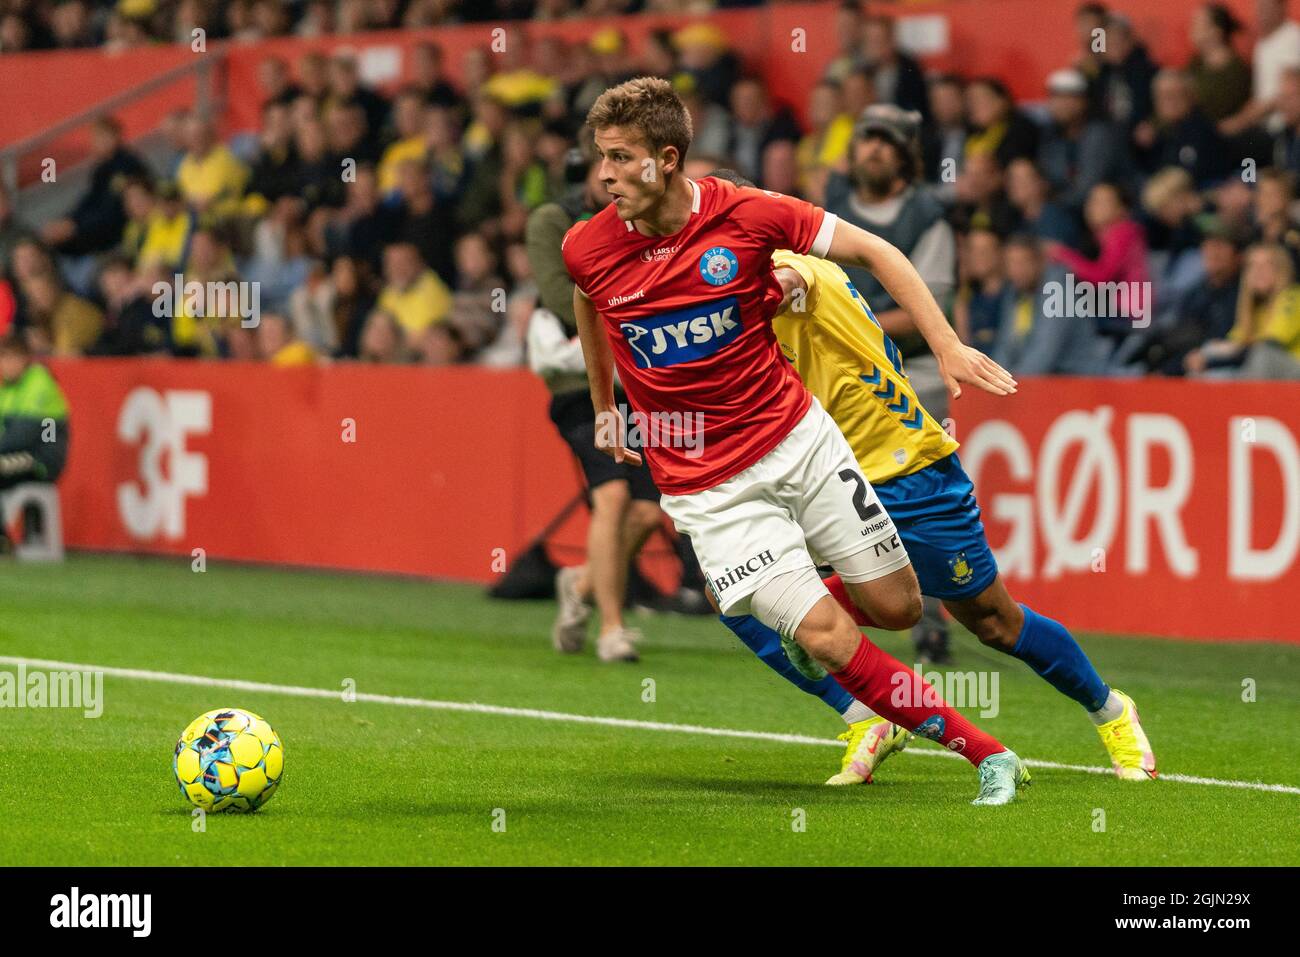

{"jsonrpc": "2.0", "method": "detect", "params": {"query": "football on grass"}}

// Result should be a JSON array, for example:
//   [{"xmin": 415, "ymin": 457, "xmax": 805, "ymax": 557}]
[{"xmin": 173, "ymin": 708, "xmax": 284, "ymax": 812}]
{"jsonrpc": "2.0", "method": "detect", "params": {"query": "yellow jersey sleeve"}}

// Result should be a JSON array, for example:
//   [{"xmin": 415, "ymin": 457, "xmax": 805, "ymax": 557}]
[
  {"xmin": 770, "ymin": 250, "xmax": 959, "ymax": 484},
  {"xmin": 772, "ymin": 252, "xmax": 821, "ymax": 315}
]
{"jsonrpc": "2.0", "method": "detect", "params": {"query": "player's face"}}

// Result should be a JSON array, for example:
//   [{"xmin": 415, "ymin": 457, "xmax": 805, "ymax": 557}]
[
  {"xmin": 584, "ymin": 160, "xmax": 612, "ymax": 211},
  {"xmin": 594, "ymin": 127, "xmax": 666, "ymax": 222}
]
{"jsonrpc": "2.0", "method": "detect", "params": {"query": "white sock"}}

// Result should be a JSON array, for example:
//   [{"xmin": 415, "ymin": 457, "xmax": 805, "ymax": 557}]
[
  {"xmin": 842, "ymin": 700, "xmax": 875, "ymax": 725},
  {"xmin": 1088, "ymin": 690, "xmax": 1125, "ymax": 725}
]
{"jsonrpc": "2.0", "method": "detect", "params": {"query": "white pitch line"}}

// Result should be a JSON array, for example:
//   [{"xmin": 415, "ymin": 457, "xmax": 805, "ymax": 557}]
[{"xmin": 3, "ymin": 655, "xmax": 1298, "ymax": 797}]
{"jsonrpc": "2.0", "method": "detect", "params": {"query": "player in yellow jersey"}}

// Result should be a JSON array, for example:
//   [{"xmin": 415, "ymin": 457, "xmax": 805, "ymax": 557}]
[{"xmin": 706, "ymin": 169, "xmax": 1157, "ymax": 787}]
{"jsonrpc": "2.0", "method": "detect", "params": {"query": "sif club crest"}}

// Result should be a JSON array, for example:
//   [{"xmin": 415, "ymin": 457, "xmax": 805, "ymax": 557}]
[{"xmin": 699, "ymin": 246, "xmax": 738, "ymax": 286}]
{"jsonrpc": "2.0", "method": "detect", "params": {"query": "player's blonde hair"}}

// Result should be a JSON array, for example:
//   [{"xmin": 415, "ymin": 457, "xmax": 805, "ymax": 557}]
[{"xmin": 585, "ymin": 76, "xmax": 693, "ymax": 162}]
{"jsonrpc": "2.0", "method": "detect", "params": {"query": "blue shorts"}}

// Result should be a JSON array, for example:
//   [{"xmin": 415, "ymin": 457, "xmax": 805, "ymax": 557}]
[{"xmin": 873, "ymin": 453, "xmax": 999, "ymax": 602}]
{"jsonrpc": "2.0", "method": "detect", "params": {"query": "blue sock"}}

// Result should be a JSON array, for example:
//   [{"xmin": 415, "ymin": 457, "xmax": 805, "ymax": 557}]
[
  {"xmin": 1010, "ymin": 604, "xmax": 1110, "ymax": 712},
  {"xmin": 720, "ymin": 614, "xmax": 854, "ymax": 717}
]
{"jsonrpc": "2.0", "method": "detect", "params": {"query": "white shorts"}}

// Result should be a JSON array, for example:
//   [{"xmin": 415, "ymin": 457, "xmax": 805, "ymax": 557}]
[{"xmin": 660, "ymin": 397, "xmax": 910, "ymax": 617}]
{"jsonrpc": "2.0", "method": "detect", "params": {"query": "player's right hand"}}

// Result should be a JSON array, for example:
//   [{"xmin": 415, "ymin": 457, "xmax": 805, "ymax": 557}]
[
  {"xmin": 594, "ymin": 405, "xmax": 643, "ymax": 466},
  {"xmin": 938, "ymin": 343, "xmax": 1018, "ymax": 398}
]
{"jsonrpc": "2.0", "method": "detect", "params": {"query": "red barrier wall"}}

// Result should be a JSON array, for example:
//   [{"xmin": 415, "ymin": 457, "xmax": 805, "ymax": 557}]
[
  {"xmin": 953, "ymin": 378, "xmax": 1300, "ymax": 643},
  {"xmin": 44, "ymin": 358, "xmax": 590, "ymax": 581},
  {"xmin": 0, "ymin": 45, "xmax": 200, "ymax": 174},
  {"xmin": 40, "ymin": 360, "xmax": 1300, "ymax": 644}
]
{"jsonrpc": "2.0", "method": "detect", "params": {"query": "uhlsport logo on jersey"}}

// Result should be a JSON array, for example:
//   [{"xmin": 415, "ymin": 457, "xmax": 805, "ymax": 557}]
[
  {"xmin": 699, "ymin": 246, "xmax": 739, "ymax": 285},
  {"xmin": 619, "ymin": 296, "xmax": 741, "ymax": 369}
]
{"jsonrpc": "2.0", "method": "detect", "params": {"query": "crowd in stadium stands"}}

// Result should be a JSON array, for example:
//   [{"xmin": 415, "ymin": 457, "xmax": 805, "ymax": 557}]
[
  {"xmin": 0, "ymin": 0, "xmax": 732, "ymax": 54},
  {"xmin": 2, "ymin": 0, "xmax": 1300, "ymax": 379}
]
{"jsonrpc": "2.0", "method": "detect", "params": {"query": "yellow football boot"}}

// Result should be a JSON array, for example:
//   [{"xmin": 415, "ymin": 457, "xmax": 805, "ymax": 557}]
[
  {"xmin": 1096, "ymin": 690, "xmax": 1157, "ymax": 780},
  {"xmin": 825, "ymin": 716, "xmax": 911, "ymax": 785}
]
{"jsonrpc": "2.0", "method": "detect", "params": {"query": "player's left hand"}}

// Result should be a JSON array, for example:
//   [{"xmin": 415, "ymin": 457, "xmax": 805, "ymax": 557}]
[
  {"xmin": 594, "ymin": 404, "xmax": 644, "ymax": 466},
  {"xmin": 773, "ymin": 266, "xmax": 807, "ymax": 314},
  {"xmin": 938, "ymin": 344, "xmax": 1018, "ymax": 398}
]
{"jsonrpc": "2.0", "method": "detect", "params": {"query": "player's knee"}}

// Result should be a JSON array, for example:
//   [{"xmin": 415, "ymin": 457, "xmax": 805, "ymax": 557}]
[
  {"xmin": 955, "ymin": 593, "xmax": 1023, "ymax": 650},
  {"xmin": 975, "ymin": 626, "xmax": 1016, "ymax": 651},
  {"xmin": 589, "ymin": 479, "xmax": 630, "ymax": 516},
  {"xmin": 837, "ymin": 556, "xmax": 921, "ymax": 632},
  {"xmin": 795, "ymin": 613, "xmax": 860, "ymax": 672},
  {"xmin": 749, "ymin": 564, "xmax": 835, "ymax": 648},
  {"xmin": 969, "ymin": 607, "xmax": 1021, "ymax": 650},
  {"xmin": 876, "ymin": 597, "xmax": 921, "ymax": 631},
  {"xmin": 627, "ymin": 500, "xmax": 662, "ymax": 535},
  {"xmin": 746, "ymin": 569, "xmax": 861, "ymax": 672},
  {"xmin": 872, "ymin": 578, "xmax": 922, "ymax": 631}
]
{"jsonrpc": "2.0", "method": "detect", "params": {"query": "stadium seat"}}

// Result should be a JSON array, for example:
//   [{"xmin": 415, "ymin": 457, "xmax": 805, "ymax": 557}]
[{"xmin": 1, "ymin": 482, "xmax": 64, "ymax": 562}]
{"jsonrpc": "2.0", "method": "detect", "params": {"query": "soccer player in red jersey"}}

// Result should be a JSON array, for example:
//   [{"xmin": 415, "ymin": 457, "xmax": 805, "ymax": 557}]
[{"xmin": 563, "ymin": 78, "xmax": 1026, "ymax": 804}]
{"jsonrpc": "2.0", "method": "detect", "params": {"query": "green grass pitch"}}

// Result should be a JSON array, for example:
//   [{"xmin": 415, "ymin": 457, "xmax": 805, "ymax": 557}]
[{"xmin": 1, "ymin": 555, "xmax": 1297, "ymax": 866}]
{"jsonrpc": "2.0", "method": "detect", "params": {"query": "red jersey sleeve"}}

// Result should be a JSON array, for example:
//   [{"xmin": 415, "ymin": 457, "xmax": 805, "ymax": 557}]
[{"xmin": 733, "ymin": 188, "xmax": 839, "ymax": 258}]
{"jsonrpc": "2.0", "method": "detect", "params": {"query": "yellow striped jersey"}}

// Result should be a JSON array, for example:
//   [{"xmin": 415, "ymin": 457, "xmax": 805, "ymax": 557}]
[{"xmin": 770, "ymin": 250, "xmax": 959, "ymax": 484}]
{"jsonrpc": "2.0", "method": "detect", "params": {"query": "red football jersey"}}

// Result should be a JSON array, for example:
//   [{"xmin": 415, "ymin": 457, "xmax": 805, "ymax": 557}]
[{"xmin": 562, "ymin": 176, "xmax": 839, "ymax": 494}]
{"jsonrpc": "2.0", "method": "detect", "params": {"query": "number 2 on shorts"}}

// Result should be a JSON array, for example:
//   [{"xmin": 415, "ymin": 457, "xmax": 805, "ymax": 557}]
[{"xmin": 838, "ymin": 469, "xmax": 882, "ymax": 522}]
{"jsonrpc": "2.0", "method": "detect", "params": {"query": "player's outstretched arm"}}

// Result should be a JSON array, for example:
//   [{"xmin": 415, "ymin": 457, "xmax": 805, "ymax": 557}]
[
  {"xmin": 825, "ymin": 219, "xmax": 1018, "ymax": 398},
  {"xmin": 574, "ymin": 286, "xmax": 642, "ymax": 466}
]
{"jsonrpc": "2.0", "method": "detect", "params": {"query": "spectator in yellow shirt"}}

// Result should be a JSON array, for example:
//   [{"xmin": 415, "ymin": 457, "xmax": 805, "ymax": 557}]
[
  {"xmin": 258, "ymin": 313, "xmax": 318, "ymax": 367},
  {"xmin": 121, "ymin": 177, "xmax": 157, "ymax": 263},
  {"xmin": 127, "ymin": 179, "xmax": 194, "ymax": 270},
  {"xmin": 170, "ymin": 229, "xmax": 242, "ymax": 358},
  {"xmin": 481, "ymin": 25, "xmax": 558, "ymax": 113},
  {"xmin": 20, "ymin": 272, "xmax": 103, "ymax": 357},
  {"xmin": 176, "ymin": 115, "xmax": 248, "ymax": 221},
  {"xmin": 796, "ymin": 81, "xmax": 854, "ymax": 205},
  {"xmin": 1188, "ymin": 243, "xmax": 1300, "ymax": 379},
  {"xmin": 377, "ymin": 242, "xmax": 453, "ymax": 348},
  {"xmin": 377, "ymin": 89, "xmax": 430, "ymax": 194}
]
